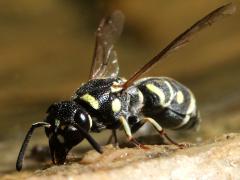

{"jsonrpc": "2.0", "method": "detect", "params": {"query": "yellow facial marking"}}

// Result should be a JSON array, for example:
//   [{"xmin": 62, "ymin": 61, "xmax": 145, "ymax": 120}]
[
  {"xmin": 146, "ymin": 83, "xmax": 165, "ymax": 105},
  {"xmin": 80, "ymin": 93, "xmax": 99, "ymax": 110},
  {"xmin": 112, "ymin": 98, "xmax": 121, "ymax": 113},
  {"xmin": 55, "ymin": 119, "xmax": 60, "ymax": 127},
  {"xmin": 176, "ymin": 91, "xmax": 184, "ymax": 104}
]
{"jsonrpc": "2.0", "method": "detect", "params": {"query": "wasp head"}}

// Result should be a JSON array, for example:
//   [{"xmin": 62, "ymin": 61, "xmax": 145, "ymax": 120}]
[
  {"xmin": 16, "ymin": 100, "xmax": 101, "ymax": 171},
  {"xmin": 45, "ymin": 101, "xmax": 92, "ymax": 164}
]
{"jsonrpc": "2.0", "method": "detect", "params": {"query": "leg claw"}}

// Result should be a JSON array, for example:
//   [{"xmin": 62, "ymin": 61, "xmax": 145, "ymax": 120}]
[
  {"xmin": 129, "ymin": 138, "xmax": 150, "ymax": 150},
  {"xmin": 178, "ymin": 143, "xmax": 190, "ymax": 149}
]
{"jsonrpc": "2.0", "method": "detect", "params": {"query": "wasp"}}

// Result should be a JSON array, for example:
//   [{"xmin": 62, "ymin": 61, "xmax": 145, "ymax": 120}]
[{"xmin": 16, "ymin": 3, "xmax": 235, "ymax": 171}]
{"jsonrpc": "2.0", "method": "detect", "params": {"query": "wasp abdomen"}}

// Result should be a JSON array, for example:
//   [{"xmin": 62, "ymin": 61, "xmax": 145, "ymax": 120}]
[{"xmin": 135, "ymin": 77, "xmax": 200, "ymax": 130}]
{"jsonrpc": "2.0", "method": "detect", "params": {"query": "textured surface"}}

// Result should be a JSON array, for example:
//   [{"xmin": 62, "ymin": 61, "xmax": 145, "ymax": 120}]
[
  {"xmin": 3, "ymin": 133, "xmax": 240, "ymax": 180},
  {"xmin": 1, "ymin": 0, "xmax": 240, "ymax": 176}
]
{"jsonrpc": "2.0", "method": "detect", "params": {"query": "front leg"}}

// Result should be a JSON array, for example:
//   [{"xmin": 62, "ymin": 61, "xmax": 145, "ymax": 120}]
[{"xmin": 119, "ymin": 116, "xmax": 148, "ymax": 149}]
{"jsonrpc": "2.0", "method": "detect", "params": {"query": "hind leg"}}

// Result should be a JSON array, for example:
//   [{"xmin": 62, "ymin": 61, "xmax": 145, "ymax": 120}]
[{"xmin": 142, "ymin": 117, "xmax": 187, "ymax": 148}]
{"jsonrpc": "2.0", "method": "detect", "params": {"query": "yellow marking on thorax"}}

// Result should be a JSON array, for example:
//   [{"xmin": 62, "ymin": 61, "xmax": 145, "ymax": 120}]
[
  {"xmin": 80, "ymin": 93, "xmax": 99, "ymax": 110},
  {"xmin": 176, "ymin": 91, "xmax": 184, "ymax": 104},
  {"xmin": 146, "ymin": 83, "xmax": 165, "ymax": 105},
  {"xmin": 111, "ymin": 81, "xmax": 123, "ymax": 93},
  {"xmin": 111, "ymin": 86, "xmax": 123, "ymax": 93},
  {"xmin": 112, "ymin": 98, "xmax": 121, "ymax": 113}
]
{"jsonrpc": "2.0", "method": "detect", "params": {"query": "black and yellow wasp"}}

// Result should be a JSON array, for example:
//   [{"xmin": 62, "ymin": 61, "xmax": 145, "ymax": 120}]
[{"xmin": 16, "ymin": 3, "xmax": 235, "ymax": 171}]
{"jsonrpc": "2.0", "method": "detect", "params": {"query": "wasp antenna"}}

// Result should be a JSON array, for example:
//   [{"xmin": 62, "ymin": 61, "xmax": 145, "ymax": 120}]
[
  {"xmin": 73, "ymin": 123, "xmax": 103, "ymax": 153},
  {"xmin": 16, "ymin": 122, "xmax": 50, "ymax": 171}
]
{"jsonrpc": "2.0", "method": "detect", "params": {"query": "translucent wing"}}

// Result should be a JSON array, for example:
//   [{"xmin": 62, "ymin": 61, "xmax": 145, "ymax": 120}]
[
  {"xmin": 89, "ymin": 10, "xmax": 125, "ymax": 79},
  {"xmin": 122, "ymin": 3, "xmax": 236, "ymax": 89}
]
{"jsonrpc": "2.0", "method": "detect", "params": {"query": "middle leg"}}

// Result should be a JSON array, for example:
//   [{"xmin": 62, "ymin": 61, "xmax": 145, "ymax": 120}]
[
  {"xmin": 119, "ymin": 116, "xmax": 148, "ymax": 149},
  {"xmin": 106, "ymin": 129, "xmax": 119, "ymax": 147}
]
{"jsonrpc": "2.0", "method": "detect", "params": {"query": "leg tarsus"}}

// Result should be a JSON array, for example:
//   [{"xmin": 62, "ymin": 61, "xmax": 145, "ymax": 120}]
[
  {"xmin": 106, "ymin": 133, "xmax": 113, "ymax": 145},
  {"xmin": 129, "ymin": 137, "xmax": 149, "ymax": 150},
  {"xmin": 160, "ymin": 131, "xmax": 187, "ymax": 148},
  {"xmin": 141, "ymin": 117, "xmax": 189, "ymax": 149},
  {"xmin": 106, "ymin": 129, "xmax": 119, "ymax": 147},
  {"xmin": 112, "ymin": 129, "xmax": 119, "ymax": 147}
]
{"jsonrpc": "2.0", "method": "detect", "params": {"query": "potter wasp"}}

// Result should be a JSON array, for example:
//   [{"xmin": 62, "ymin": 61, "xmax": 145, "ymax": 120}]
[{"xmin": 16, "ymin": 3, "xmax": 235, "ymax": 171}]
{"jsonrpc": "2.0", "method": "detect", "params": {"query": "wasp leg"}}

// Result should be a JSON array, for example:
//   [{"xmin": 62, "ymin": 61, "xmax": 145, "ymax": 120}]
[
  {"xmin": 106, "ymin": 133, "xmax": 113, "ymax": 145},
  {"xmin": 106, "ymin": 129, "xmax": 119, "ymax": 147},
  {"xmin": 143, "ymin": 117, "xmax": 186, "ymax": 148},
  {"xmin": 119, "ymin": 116, "xmax": 148, "ymax": 149},
  {"xmin": 112, "ymin": 129, "xmax": 119, "ymax": 147},
  {"xmin": 73, "ymin": 123, "xmax": 103, "ymax": 153}
]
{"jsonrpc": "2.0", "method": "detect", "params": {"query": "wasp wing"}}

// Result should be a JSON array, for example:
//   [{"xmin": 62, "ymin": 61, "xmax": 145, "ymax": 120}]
[
  {"xmin": 89, "ymin": 10, "xmax": 125, "ymax": 79},
  {"xmin": 122, "ymin": 3, "xmax": 236, "ymax": 89}
]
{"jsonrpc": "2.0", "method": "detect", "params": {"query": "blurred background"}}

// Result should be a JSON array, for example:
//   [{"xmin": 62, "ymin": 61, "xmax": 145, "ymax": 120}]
[{"xmin": 0, "ymin": 0, "xmax": 239, "ymax": 174}]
